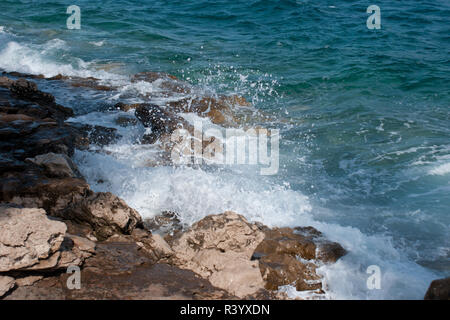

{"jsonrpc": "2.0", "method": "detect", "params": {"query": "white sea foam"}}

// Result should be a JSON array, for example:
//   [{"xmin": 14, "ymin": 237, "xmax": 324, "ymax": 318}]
[
  {"xmin": 428, "ymin": 162, "xmax": 450, "ymax": 176},
  {"xmin": 0, "ymin": 40, "xmax": 128, "ymax": 88},
  {"xmin": 90, "ymin": 40, "xmax": 105, "ymax": 47}
]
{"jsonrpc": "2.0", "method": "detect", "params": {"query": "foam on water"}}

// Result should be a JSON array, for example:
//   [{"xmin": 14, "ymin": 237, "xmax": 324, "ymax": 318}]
[
  {"xmin": 0, "ymin": 37, "xmax": 128, "ymax": 88},
  {"xmin": 429, "ymin": 163, "xmax": 450, "ymax": 176}
]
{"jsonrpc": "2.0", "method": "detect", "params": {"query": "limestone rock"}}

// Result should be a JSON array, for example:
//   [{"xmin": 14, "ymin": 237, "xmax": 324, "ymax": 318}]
[
  {"xmin": 0, "ymin": 276, "xmax": 15, "ymax": 297},
  {"xmin": 170, "ymin": 211, "xmax": 266, "ymax": 298},
  {"xmin": 0, "ymin": 206, "xmax": 67, "ymax": 272}
]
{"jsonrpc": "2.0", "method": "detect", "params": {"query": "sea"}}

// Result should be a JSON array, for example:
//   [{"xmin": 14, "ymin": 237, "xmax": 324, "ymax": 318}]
[{"xmin": 0, "ymin": 0, "xmax": 449, "ymax": 299}]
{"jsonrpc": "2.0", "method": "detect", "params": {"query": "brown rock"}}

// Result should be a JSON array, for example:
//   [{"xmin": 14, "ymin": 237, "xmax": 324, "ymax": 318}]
[
  {"xmin": 0, "ymin": 206, "xmax": 67, "ymax": 272},
  {"xmin": 255, "ymin": 227, "xmax": 317, "ymax": 260},
  {"xmin": 135, "ymin": 104, "xmax": 189, "ymax": 133},
  {"xmin": 131, "ymin": 71, "xmax": 178, "ymax": 83},
  {"xmin": 10, "ymin": 78, "xmax": 55, "ymax": 105},
  {"xmin": 316, "ymin": 241, "xmax": 348, "ymax": 263},
  {"xmin": 167, "ymin": 97, "xmax": 237, "ymax": 126},
  {"xmin": 62, "ymin": 192, "xmax": 143, "ymax": 240},
  {"xmin": 5, "ymin": 176, "xmax": 91, "ymax": 216},
  {"xmin": 0, "ymin": 77, "xmax": 14, "ymax": 88},
  {"xmin": 424, "ymin": 277, "xmax": 450, "ymax": 300},
  {"xmin": 115, "ymin": 102, "xmax": 142, "ymax": 112},
  {"xmin": 253, "ymin": 226, "xmax": 346, "ymax": 292},
  {"xmin": 26, "ymin": 152, "xmax": 79, "ymax": 178},
  {"xmin": 115, "ymin": 115, "xmax": 138, "ymax": 127}
]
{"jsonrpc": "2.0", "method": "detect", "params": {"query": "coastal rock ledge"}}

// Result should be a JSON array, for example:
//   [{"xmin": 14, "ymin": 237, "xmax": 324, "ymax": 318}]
[{"xmin": 0, "ymin": 72, "xmax": 347, "ymax": 300}]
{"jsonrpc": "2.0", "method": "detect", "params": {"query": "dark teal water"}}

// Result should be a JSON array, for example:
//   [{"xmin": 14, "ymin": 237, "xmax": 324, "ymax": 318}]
[{"xmin": 0, "ymin": 0, "xmax": 449, "ymax": 299}]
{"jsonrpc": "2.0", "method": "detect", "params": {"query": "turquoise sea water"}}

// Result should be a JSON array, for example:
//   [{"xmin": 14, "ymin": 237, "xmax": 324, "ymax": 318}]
[{"xmin": 0, "ymin": 0, "xmax": 449, "ymax": 299}]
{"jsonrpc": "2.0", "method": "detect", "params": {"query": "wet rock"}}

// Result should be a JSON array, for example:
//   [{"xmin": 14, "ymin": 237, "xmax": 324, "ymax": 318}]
[
  {"xmin": 1, "ymin": 71, "xmax": 45, "ymax": 80},
  {"xmin": 135, "ymin": 104, "xmax": 188, "ymax": 133},
  {"xmin": 170, "ymin": 211, "xmax": 266, "ymax": 298},
  {"xmin": 0, "ymin": 276, "xmax": 15, "ymax": 298},
  {"xmin": 0, "ymin": 206, "xmax": 67, "ymax": 272},
  {"xmin": 258, "ymin": 253, "xmax": 321, "ymax": 291},
  {"xmin": 424, "ymin": 277, "xmax": 450, "ymax": 300},
  {"xmin": 26, "ymin": 152, "xmax": 79, "ymax": 178},
  {"xmin": 143, "ymin": 211, "xmax": 183, "ymax": 236},
  {"xmin": 134, "ymin": 103, "xmax": 192, "ymax": 145},
  {"xmin": 47, "ymin": 74, "xmax": 70, "ymax": 81},
  {"xmin": 8, "ymin": 78, "xmax": 73, "ymax": 119},
  {"xmin": 68, "ymin": 123, "xmax": 121, "ymax": 148},
  {"xmin": 114, "ymin": 115, "xmax": 138, "ymax": 127},
  {"xmin": 253, "ymin": 226, "xmax": 346, "ymax": 292},
  {"xmin": 132, "ymin": 71, "xmax": 178, "ymax": 83},
  {"xmin": 47, "ymin": 74, "xmax": 115, "ymax": 91},
  {"xmin": 10, "ymin": 78, "xmax": 54, "ymax": 104},
  {"xmin": 115, "ymin": 102, "xmax": 142, "ymax": 112},
  {"xmin": 131, "ymin": 71, "xmax": 189, "ymax": 95},
  {"xmin": 62, "ymin": 192, "xmax": 143, "ymax": 240},
  {"xmin": 0, "ymin": 77, "xmax": 14, "ymax": 89},
  {"xmin": 255, "ymin": 227, "xmax": 317, "ymax": 260},
  {"xmin": 2, "ymin": 276, "xmax": 65, "ymax": 300},
  {"xmin": 2, "ymin": 173, "xmax": 91, "ymax": 216},
  {"xmin": 316, "ymin": 241, "xmax": 348, "ymax": 263},
  {"xmin": 69, "ymin": 79, "xmax": 114, "ymax": 91},
  {"xmin": 167, "ymin": 97, "xmax": 237, "ymax": 126}
]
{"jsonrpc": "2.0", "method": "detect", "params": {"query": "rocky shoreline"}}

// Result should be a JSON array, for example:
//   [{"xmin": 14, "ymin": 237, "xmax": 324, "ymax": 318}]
[{"xmin": 0, "ymin": 73, "xmax": 447, "ymax": 300}]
